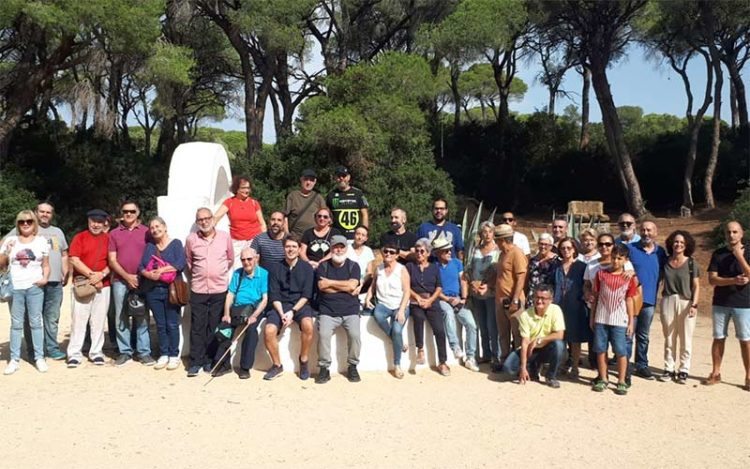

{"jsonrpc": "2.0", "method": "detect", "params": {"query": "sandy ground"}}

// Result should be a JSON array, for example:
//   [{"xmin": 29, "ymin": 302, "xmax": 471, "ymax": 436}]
[{"xmin": 2, "ymin": 214, "xmax": 749, "ymax": 468}]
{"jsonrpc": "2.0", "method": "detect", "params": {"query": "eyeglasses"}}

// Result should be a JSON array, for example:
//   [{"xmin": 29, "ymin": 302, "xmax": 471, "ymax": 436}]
[
  {"xmin": 618, "ymin": 221, "xmax": 634, "ymax": 227},
  {"xmin": 316, "ymin": 214, "xmax": 330, "ymax": 219},
  {"xmin": 502, "ymin": 217, "xmax": 514, "ymax": 222},
  {"xmin": 17, "ymin": 219, "xmax": 33, "ymax": 225},
  {"xmin": 196, "ymin": 217, "xmax": 212, "ymax": 223},
  {"xmin": 534, "ymin": 296, "xmax": 552, "ymax": 302},
  {"xmin": 415, "ymin": 248, "xmax": 427, "ymax": 253},
  {"xmin": 598, "ymin": 242, "xmax": 614, "ymax": 248},
  {"xmin": 121, "ymin": 209, "xmax": 137, "ymax": 215},
  {"xmin": 560, "ymin": 246, "xmax": 575, "ymax": 251},
  {"xmin": 382, "ymin": 249, "xmax": 397, "ymax": 255},
  {"xmin": 240, "ymin": 257, "xmax": 254, "ymax": 262},
  {"xmin": 538, "ymin": 242, "xmax": 551, "ymax": 247}
]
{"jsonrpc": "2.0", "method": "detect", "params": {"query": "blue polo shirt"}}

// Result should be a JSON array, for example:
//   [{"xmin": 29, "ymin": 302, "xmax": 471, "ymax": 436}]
[
  {"xmin": 437, "ymin": 258, "xmax": 463, "ymax": 297},
  {"xmin": 416, "ymin": 221, "xmax": 464, "ymax": 258},
  {"xmin": 628, "ymin": 241, "xmax": 667, "ymax": 306},
  {"xmin": 228, "ymin": 266, "xmax": 268, "ymax": 307}
]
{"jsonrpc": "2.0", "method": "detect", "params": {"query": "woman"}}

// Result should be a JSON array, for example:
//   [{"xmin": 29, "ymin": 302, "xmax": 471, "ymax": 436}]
[
  {"xmin": 659, "ymin": 230, "xmax": 700, "ymax": 384},
  {"xmin": 346, "ymin": 225, "xmax": 375, "ymax": 311},
  {"xmin": 467, "ymin": 221, "xmax": 500, "ymax": 367},
  {"xmin": 407, "ymin": 238, "xmax": 449, "ymax": 376},
  {"xmin": 1, "ymin": 211, "xmax": 50, "ymax": 374},
  {"xmin": 214, "ymin": 175, "xmax": 267, "ymax": 268},
  {"xmin": 553, "ymin": 237, "xmax": 591, "ymax": 379},
  {"xmin": 138, "ymin": 217, "xmax": 186, "ymax": 371},
  {"xmin": 366, "ymin": 242, "xmax": 411, "ymax": 378},
  {"xmin": 526, "ymin": 232, "xmax": 561, "ymax": 307},
  {"xmin": 300, "ymin": 207, "xmax": 342, "ymax": 269},
  {"xmin": 577, "ymin": 228, "xmax": 600, "ymax": 263}
]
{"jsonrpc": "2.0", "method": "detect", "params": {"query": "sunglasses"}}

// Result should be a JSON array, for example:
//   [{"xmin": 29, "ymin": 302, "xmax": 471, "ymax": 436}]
[
  {"xmin": 121, "ymin": 209, "xmax": 137, "ymax": 214},
  {"xmin": 382, "ymin": 249, "xmax": 398, "ymax": 255},
  {"xmin": 560, "ymin": 246, "xmax": 575, "ymax": 251},
  {"xmin": 618, "ymin": 221, "xmax": 634, "ymax": 227},
  {"xmin": 502, "ymin": 217, "xmax": 514, "ymax": 222},
  {"xmin": 17, "ymin": 219, "xmax": 34, "ymax": 225},
  {"xmin": 598, "ymin": 242, "xmax": 614, "ymax": 248},
  {"xmin": 240, "ymin": 257, "xmax": 254, "ymax": 262},
  {"xmin": 316, "ymin": 214, "xmax": 330, "ymax": 219},
  {"xmin": 415, "ymin": 248, "xmax": 428, "ymax": 253}
]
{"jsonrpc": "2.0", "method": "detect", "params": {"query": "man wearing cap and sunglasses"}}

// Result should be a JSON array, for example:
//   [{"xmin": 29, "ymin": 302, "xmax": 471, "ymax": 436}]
[
  {"xmin": 285, "ymin": 169, "xmax": 327, "ymax": 238},
  {"xmin": 326, "ymin": 166, "xmax": 369, "ymax": 240}
]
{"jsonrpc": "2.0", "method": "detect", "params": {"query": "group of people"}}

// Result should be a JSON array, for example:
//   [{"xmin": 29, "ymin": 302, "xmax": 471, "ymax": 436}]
[{"xmin": 1, "ymin": 168, "xmax": 749, "ymax": 394}]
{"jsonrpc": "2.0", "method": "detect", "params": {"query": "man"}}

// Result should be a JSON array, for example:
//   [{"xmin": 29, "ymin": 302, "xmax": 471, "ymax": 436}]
[
  {"xmin": 379, "ymin": 207, "xmax": 417, "ymax": 264},
  {"xmin": 251, "ymin": 210, "xmax": 286, "ymax": 270},
  {"xmin": 185, "ymin": 208, "xmax": 234, "ymax": 377},
  {"xmin": 500, "ymin": 211, "xmax": 530, "ymax": 256},
  {"xmin": 67, "ymin": 209, "xmax": 111, "ymax": 368},
  {"xmin": 616, "ymin": 213, "xmax": 641, "ymax": 245},
  {"xmin": 627, "ymin": 220, "xmax": 667, "ymax": 381},
  {"xmin": 285, "ymin": 168, "xmax": 326, "ymax": 238},
  {"xmin": 13, "ymin": 202, "xmax": 69, "ymax": 360},
  {"xmin": 108, "ymin": 200, "xmax": 153, "ymax": 366},
  {"xmin": 315, "ymin": 235, "xmax": 362, "ymax": 383},
  {"xmin": 502, "ymin": 284, "xmax": 566, "ymax": 388},
  {"xmin": 704, "ymin": 221, "xmax": 750, "ymax": 391},
  {"xmin": 417, "ymin": 198, "xmax": 465, "ymax": 261},
  {"xmin": 551, "ymin": 217, "xmax": 568, "ymax": 246},
  {"xmin": 494, "ymin": 224, "xmax": 528, "ymax": 370},
  {"xmin": 433, "ymin": 235, "xmax": 479, "ymax": 372},
  {"xmin": 264, "ymin": 234, "xmax": 315, "ymax": 380},
  {"xmin": 326, "ymin": 166, "xmax": 369, "ymax": 240}
]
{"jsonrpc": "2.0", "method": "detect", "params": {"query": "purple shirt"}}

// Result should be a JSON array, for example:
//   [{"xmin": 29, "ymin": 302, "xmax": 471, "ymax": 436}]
[
  {"xmin": 108, "ymin": 223, "xmax": 150, "ymax": 282},
  {"xmin": 185, "ymin": 229, "xmax": 234, "ymax": 294}
]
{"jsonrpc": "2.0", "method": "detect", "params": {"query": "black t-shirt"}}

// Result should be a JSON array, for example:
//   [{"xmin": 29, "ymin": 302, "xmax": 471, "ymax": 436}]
[
  {"xmin": 380, "ymin": 231, "xmax": 417, "ymax": 251},
  {"xmin": 316, "ymin": 259, "xmax": 361, "ymax": 316},
  {"xmin": 301, "ymin": 227, "xmax": 343, "ymax": 263},
  {"xmin": 708, "ymin": 246, "xmax": 750, "ymax": 307},
  {"xmin": 326, "ymin": 186, "xmax": 368, "ymax": 239}
]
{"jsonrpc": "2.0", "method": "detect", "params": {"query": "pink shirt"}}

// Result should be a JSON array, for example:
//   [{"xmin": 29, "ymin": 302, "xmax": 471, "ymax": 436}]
[
  {"xmin": 185, "ymin": 229, "xmax": 234, "ymax": 294},
  {"xmin": 108, "ymin": 223, "xmax": 150, "ymax": 282}
]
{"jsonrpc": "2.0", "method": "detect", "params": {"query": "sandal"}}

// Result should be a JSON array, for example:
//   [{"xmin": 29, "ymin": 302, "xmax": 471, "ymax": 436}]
[{"xmin": 702, "ymin": 373, "xmax": 721, "ymax": 385}]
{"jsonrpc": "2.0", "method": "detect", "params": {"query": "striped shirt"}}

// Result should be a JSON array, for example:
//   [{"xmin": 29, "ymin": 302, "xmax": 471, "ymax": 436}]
[
  {"xmin": 593, "ymin": 270, "xmax": 638, "ymax": 327},
  {"xmin": 250, "ymin": 232, "xmax": 285, "ymax": 271}
]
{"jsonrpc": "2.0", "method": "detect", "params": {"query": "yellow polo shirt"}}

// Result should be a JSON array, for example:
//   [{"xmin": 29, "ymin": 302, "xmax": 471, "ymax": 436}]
[{"xmin": 518, "ymin": 304, "xmax": 565, "ymax": 341}]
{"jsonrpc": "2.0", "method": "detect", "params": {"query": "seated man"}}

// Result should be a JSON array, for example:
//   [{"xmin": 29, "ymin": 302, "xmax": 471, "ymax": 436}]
[
  {"xmin": 502, "ymin": 284, "xmax": 567, "ymax": 388},
  {"xmin": 315, "ymin": 235, "xmax": 362, "ymax": 384},
  {"xmin": 211, "ymin": 247, "xmax": 268, "ymax": 379},
  {"xmin": 263, "ymin": 234, "xmax": 315, "ymax": 380}
]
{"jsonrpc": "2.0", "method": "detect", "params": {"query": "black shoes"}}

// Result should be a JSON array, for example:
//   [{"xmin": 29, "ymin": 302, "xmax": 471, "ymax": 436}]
[
  {"xmin": 347, "ymin": 365, "xmax": 361, "ymax": 383},
  {"xmin": 315, "ymin": 367, "xmax": 331, "ymax": 384}
]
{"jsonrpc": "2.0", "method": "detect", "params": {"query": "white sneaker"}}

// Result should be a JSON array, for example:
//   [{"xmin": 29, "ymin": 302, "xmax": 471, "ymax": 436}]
[
  {"xmin": 4, "ymin": 360, "xmax": 20, "ymax": 375},
  {"xmin": 35, "ymin": 358, "xmax": 48, "ymax": 373},
  {"xmin": 464, "ymin": 357, "xmax": 480, "ymax": 372},
  {"xmin": 452, "ymin": 347, "xmax": 465, "ymax": 359},
  {"xmin": 166, "ymin": 357, "xmax": 180, "ymax": 371},
  {"xmin": 154, "ymin": 356, "xmax": 169, "ymax": 370}
]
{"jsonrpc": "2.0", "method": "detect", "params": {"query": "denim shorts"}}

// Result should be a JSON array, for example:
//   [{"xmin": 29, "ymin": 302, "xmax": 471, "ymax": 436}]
[
  {"xmin": 712, "ymin": 306, "xmax": 750, "ymax": 341},
  {"xmin": 592, "ymin": 323, "xmax": 628, "ymax": 356}
]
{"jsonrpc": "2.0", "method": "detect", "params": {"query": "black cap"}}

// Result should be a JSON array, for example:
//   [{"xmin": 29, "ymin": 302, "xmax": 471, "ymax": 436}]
[
  {"xmin": 86, "ymin": 209, "xmax": 109, "ymax": 221},
  {"xmin": 301, "ymin": 168, "xmax": 317, "ymax": 178},
  {"xmin": 334, "ymin": 166, "xmax": 349, "ymax": 176}
]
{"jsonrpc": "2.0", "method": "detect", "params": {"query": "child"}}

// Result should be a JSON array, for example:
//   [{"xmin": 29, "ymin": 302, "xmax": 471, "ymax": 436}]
[{"xmin": 590, "ymin": 244, "xmax": 638, "ymax": 395}]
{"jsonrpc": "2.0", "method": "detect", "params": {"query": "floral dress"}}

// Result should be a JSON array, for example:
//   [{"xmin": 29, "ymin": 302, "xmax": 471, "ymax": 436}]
[{"xmin": 525, "ymin": 254, "xmax": 561, "ymax": 307}]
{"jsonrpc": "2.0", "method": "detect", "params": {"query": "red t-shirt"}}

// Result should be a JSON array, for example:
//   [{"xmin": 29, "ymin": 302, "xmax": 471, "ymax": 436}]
[
  {"xmin": 69, "ymin": 230, "xmax": 111, "ymax": 287},
  {"xmin": 223, "ymin": 196, "xmax": 262, "ymax": 241}
]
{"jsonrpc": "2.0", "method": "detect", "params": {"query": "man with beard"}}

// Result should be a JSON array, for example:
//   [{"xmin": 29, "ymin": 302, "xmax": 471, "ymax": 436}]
[
  {"xmin": 326, "ymin": 166, "xmax": 369, "ymax": 240},
  {"xmin": 285, "ymin": 169, "xmax": 326, "ymax": 238},
  {"xmin": 184, "ymin": 207, "xmax": 234, "ymax": 377},
  {"xmin": 417, "ymin": 198, "xmax": 464, "ymax": 261},
  {"xmin": 250, "ymin": 211, "xmax": 286, "ymax": 270},
  {"xmin": 379, "ymin": 207, "xmax": 417, "ymax": 264},
  {"xmin": 315, "ymin": 235, "xmax": 362, "ymax": 383},
  {"xmin": 616, "ymin": 213, "xmax": 641, "ymax": 245}
]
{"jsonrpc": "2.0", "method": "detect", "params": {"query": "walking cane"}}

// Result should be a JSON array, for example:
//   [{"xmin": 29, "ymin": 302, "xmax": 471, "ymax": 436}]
[{"xmin": 204, "ymin": 321, "xmax": 253, "ymax": 387}]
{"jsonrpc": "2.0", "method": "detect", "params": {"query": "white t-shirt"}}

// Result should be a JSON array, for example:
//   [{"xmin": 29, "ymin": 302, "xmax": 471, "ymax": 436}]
[
  {"xmin": 346, "ymin": 245, "xmax": 375, "ymax": 305},
  {"xmin": 1, "ymin": 236, "xmax": 49, "ymax": 289},
  {"xmin": 584, "ymin": 258, "xmax": 634, "ymax": 282},
  {"xmin": 513, "ymin": 232, "xmax": 531, "ymax": 256}
]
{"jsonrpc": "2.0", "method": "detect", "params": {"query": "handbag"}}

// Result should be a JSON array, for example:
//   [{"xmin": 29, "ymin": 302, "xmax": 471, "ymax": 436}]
[
  {"xmin": 168, "ymin": 274, "xmax": 189, "ymax": 306},
  {"xmin": 147, "ymin": 255, "xmax": 177, "ymax": 283},
  {"xmin": 125, "ymin": 290, "xmax": 148, "ymax": 319},
  {"xmin": 0, "ymin": 270, "xmax": 12, "ymax": 302},
  {"xmin": 230, "ymin": 304, "xmax": 254, "ymax": 327},
  {"xmin": 73, "ymin": 275, "xmax": 98, "ymax": 302}
]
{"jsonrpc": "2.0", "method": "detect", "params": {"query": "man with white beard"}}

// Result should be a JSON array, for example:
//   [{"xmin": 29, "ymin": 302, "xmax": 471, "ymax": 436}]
[{"xmin": 314, "ymin": 235, "xmax": 362, "ymax": 383}]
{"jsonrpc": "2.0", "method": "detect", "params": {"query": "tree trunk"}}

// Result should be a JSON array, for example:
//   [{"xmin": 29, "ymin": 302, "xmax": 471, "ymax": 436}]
[
  {"xmin": 579, "ymin": 66, "xmax": 591, "ymax": 150},
  {"xmin": 704, "ymin": 45, "xmax": 723, "ymax": 209},
  {"xmin": 724, "ymin": 57, "xmax": 749, "ymax": 131},
  {"xmin": 273, "ymin": 51, "xmax": 294, "ymax": 141},
  {"xmin": 450, "ymin": 63, "xmax": 461, "ymax": 132},
  {"xmin": 548, "ymin": 88, "xmax": 556, "ymax": 116},
  {"xmin": 156, "ymin": 116, "xmax": 177, "ymax": 162},
  {"xmin": 730, "ymin": 78, "xmax": 739, "ymax": 129},
  {"xmin": 239, "ymin": 52, "xmax": 261, "ymax": 158},
  {"xmin": 589, "ymin": 61, "xmax": 647, "ymax": 217}
]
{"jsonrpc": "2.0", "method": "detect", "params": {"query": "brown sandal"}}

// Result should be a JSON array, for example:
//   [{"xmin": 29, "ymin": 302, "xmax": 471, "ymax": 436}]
[{"xmin": 702, "ymin": 373, "xmax": 721, "ymax": 385}]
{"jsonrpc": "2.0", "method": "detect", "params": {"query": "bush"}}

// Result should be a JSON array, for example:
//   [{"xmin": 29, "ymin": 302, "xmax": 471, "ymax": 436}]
[
  {"xmin": 0, "ymin": 173, "xmax": 38, "ymax": 234},
  {"xmin": 713, "ymin": 186, "xmax": 750, "ymax": 247}
]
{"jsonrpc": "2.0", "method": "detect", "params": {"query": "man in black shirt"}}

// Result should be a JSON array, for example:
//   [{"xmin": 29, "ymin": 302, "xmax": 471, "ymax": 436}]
[
  {"xmin": 379, "ymin": 207, "xmax": 417, "ymax": 264},
  {"xmin": 326, "ymin": 166, "xmax": 369, "ymax": 240}
]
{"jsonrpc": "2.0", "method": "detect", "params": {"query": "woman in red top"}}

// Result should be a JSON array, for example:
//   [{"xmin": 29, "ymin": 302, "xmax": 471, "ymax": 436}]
[{"xmin": 214, "ymin": 175, "xmax": 267, "ymax": 268}]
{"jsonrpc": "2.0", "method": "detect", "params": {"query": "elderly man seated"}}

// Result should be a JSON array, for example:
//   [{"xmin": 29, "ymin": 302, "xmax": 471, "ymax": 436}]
[{"xmin": 502, "ymin": 284, "xmax": 567, "ymax": 388}]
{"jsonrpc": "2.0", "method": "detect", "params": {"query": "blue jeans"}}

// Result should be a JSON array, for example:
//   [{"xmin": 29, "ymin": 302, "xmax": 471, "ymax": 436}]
[
  {"xmin": 471, "ymin": 296, "xmax": 499, "ymax": 361},
  {"xmin": 439, "ymin": 300, "xmax": 478, "ymax": 358},
  {"xmin": 23, "ymin": 282, "xmax": 64, "ymax": 357},
  {"xmin": 502, "ymin": 339, "xmax": 567, "ymax": 380},
  {"xmin": 373, "ymin": 303, "xmax": 410, "ymax": 366},
  {"xmin": 627, "ymin": 304, "xmax": 655, "ymax": 370},
  {"xmin": 113, "ymin": 280, "xmax": 151, "ymax": 357},
  {"xmin": 10, "ymin": 286, "xmax": 44, "ymax": 361},
  {"xmin": 145, "ymin": 287, "xmax": 181, "ymax": 357}
]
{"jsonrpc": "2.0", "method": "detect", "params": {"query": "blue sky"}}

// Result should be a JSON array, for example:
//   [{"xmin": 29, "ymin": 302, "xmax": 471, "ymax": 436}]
[{"xmin": 213, "ymin": 43, "xmax": 750, "ymax": 143}]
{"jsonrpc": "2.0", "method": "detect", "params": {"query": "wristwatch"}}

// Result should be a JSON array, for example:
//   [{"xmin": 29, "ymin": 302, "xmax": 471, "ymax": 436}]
[{"xmin": 536, "ymin": 338, "xmax": 543, "ymax": 347}]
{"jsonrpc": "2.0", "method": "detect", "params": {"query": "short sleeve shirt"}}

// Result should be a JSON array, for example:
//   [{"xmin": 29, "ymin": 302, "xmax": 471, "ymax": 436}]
[
  {"xmin": 518, "ymin": 304, "xmax": 565, "ymax": 341},
  {"xmin": 7, "ymin": 225, "xmax": 68, "ymax": 282},
  {"xmin": 593, "ymin": 270, "xmax": 638, "ymax": 327},
  {"xmin": 285, "ymin": 190, "xmax": 326, "ymax": 237},
  {"xmin": 316, "ymin": 259, "xmax": 361, "ymax": 316},
  {"xmin": 708, "ymin": 247, "xmax": 750, "ymax": 307},
  {"xmin": 301, "ymin": 227, "xmax": 343, "ymax": 263},
  {"xmin": 223, "ymin": 196, "xmax": 263, "ymax": 241},
  {"xmin": 250, "ymin": 232, "xmax": 285, "ymax": 271},
  {"xmin": 438, "ymin": 258, "xmax": 463, "ymax": 297},
  {"xmin": 0, "ymin": 236, "xmax": 49, "ymax": 289},
  {"xmin": 69, "ymin": 230, "xmax": 111, "ymax": 287},
  {"xmin": 662, "ymin": 258, "xmax": 701, "ymax": 300},
  {"xmin": 627, "ymin": 242, "xmax": 667, "ymax": 306},
  {"xmin": 416, "ymin": 221, "xmax": 465, "ymax": 258},
  {"xmin": 326, "ymin": 186, "xmax": 368, "ymax": 239},
  {"xmin": 228, "ymin": 266, "xmax": 268, "ymax": 307},
  {"xmin": 496, "ymin": 245, "xmax": 528, "ymax": 299},
  {"xmin": 108, "ymin": 223, "xmax": 150, "ymax": 281}
]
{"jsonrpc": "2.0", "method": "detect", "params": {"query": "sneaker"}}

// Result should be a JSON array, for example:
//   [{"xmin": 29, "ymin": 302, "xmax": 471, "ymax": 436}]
[
  {"xmin": 438, "ymin": 363, "xmax": 451, "ymax": 377},
  {"xmin": 634, "ymin": 367, "xmax": 655, "ymax": 380},
  {"xmin": 615, "ymin": 382, "xmax": 629, "ymax": 395},
  {"xmin": 49, "ymin": 351, "xmax": 66, "ymax": 361},
  {"xmin": 490, "ymin": 360, "xmax": 503, "ymax": 373},
  {"xmin": 202, "ymin": 363, "xmax": 212, "ymax": 374},
  {"xmin": 658, "ymin": 370, "xmax": 674, "ymax": 382},
  {"xmin": 592, "ymin": 378, "xmax": 607, "ymax": 392},
  {"xmin": 676, "ymin": 372, "xmax": 688, "ymax": 384},
  {"xmin": 92, "ymin": 357, "xmax": 105, "ymax": 366},
  {"xmin": 114, "ymin": 354, "xmax": 132, "ymax": 367},
  {"xmin": 416, "ymin": 348, "xmax": 425, "ymax": 365},
  {"xmin": 139, "ymin": 355, "xmax": 156, "ymax": 366},
  {"xmin": 4, "ymin": 360, "xmax": 20, "ymax": 375},
  {"xmin": 166, "ymin": 357, "xmax": 181, "ymax": 371},
  {"xmin": 546, "ymin": 377, "xmax": 561, "ymax": 389},
  {"xmin": 35, "ymin": 358, "xmax": 48, "ymax": 373},
  {"xmin": 464, "ymin": 357, "xmax": 480, "ymax": 372},
  {"xmin": 299, "ymin": 359, "xmax": 310, "ymax": 381},
  {"xmin": 315, "ymin": 367, "xmax": 331, "ymax": 384},
  {"xmin": 187, "ymin": 365, "xmax": 201, "ymax": 377},
  {"xmin": 66, "ymin": 358, "xmax": 81, "ymax": 369},
  {"xmin": 238, "ymin": 368, "xmax": 250, "ymax": 379},
  {"xmin": 347, "ymin": 365, "xmax": 361, "ymax": 383},
  {"xmin": 452, "ymin": 347, "xmax": 464, "ymax": 360},
  {"xmin": 153, "ymin": 356, "xmax": 169, "ymax": 370},
  {"xmin": 263, "ymin": 364, "xmax": 284, "ymax": 380},
  {"xmin": 625, "ymin": 374, "xmax": 632, "ymax": 388},
  {"xmin": 393, "ymin": 365, "xmax": 404, "ymax": 379},
  {"xmin": 569, "ymin": 367, "xmax": 580, "ymax": 380}
]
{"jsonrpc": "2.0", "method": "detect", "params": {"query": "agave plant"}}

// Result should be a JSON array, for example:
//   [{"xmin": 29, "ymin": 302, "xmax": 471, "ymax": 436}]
[{"xmin": 461, "ymin": 202, "xmax": 496, "ymax": 273}]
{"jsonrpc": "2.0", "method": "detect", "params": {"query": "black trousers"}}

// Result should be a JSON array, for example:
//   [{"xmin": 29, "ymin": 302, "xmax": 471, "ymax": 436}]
[
  {"xmin": 411, "ymin": 305, "xmax": 447, "ymax": 364},
  {"xmin": 214, "ymin": 319, "xmax": 261, "ymax": 371},
  {"xmin": 189, "ymin": 292, "xmax": 226, "ymax": 367}
]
